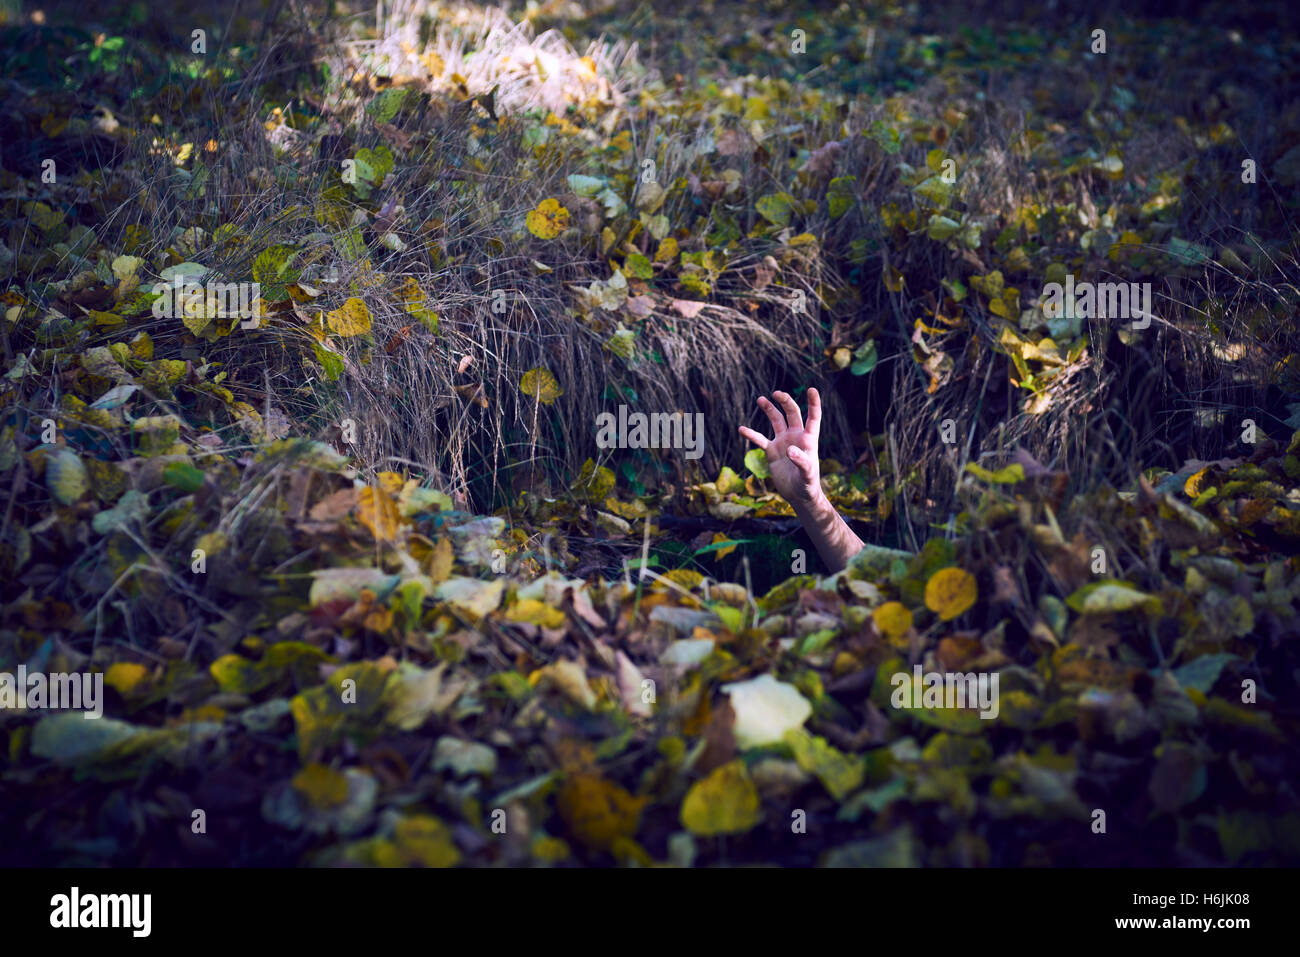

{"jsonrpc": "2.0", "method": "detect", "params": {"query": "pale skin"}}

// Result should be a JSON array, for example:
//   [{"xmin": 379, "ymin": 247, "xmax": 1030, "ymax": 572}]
[{"xmin": 738, "ymin": 388, "xmax": 865, "ymax": 573}]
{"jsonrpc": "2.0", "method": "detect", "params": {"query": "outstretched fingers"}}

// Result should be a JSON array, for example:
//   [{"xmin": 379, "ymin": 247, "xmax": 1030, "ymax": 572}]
[
  {"xmin": 756, "ymin": 395, "xmax": 787, "ymax": 435},
  {"xmin": 805, "ymin": 387, "xmax": 823, "ymax": 441},
  {"xmin": 773, "ymin": 391, "xmax": 804, "ymax": 432},
  {"xmin": 738, "ymin": 425, "xmax": 769, "ymax": 450}
]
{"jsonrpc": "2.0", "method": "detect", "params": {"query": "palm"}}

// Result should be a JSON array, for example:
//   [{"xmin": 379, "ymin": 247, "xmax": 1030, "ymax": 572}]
[
  {"xmin": 738, "ymin": 389, "xmax": 823, "ymax": 509},
  {"xmin": 766, "ymin": 426, "xmax": 817, "ymax": 500}
]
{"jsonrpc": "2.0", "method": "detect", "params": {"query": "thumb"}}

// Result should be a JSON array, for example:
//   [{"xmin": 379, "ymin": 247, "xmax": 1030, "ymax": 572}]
[{"xmin": 786, "ymin": 445, "xmax": 814, "ymax": 478}]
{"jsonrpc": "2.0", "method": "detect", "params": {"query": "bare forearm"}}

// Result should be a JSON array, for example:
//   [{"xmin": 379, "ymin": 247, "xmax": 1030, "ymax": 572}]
[
  {"xmin": 792, "ymin": 492, "xmax": 864, "ymax": 573},
  {"xmin": 738, "ymin": 388, "xmax": 863, "ymax": 572}
]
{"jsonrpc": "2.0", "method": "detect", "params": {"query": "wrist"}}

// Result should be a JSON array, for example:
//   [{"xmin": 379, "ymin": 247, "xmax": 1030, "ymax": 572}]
[{"xmin": 791, "ymin": 488, "xmax": 832, "ymax": 519}]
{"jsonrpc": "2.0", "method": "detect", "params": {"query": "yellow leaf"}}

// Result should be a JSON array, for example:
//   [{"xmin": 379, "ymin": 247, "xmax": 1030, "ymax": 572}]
[
  {"xmin": 660, "ymin": 568, "xmax": 704, "ymax": 591},
  {"xmin": 375, "ymin": 471, "xmax": 405, "ymax": 495},
  {"xmin": 326, "ymin": 297, "xmax": 372, "ymax": 337},
  {"xmin": 398, "ymin": 276, "xmax": 425, "ymax": 305},
  {"xmin": 426, "ymin": 537, "xmax": 454, "ymax": 583},
  {"xmin": 293, "ymin": 763, "xmax": 349, "ymax": 808},
  {"xmin": 873, "ymin": 601, "xmax": 913, "ymax": 639},
  {"xmin": 390, "ymin": 814, "xmax": 460, "ymax": 867},
  {"xmin": 883, "ymin": 264, "xmax": 905, "ymax": 293},
  {"xmin": 575, "ymin": 458, "xmax": 615, "ymax": 500},
  {"xmin": 924, "ymin": 567, "xmax": 977, "ymax": 621},
  {"xmin": 654, "ymin": 237, "xmax": 678, "ymax": 262},
  {"xmin": 104, "ymin": 662, "xmax": 150, "ymax": 697},
  {"xmin": 520, "ymin": 366, "xmax": 562, "ymax": 404},
  {"xmin": 111, "ymin": 255, "xmax": 143, "ymax": 281},
  {"xmin": 1109, "ymin": 230, "xmax": 1143, "ymax": 261},
  {"xmin": 537, "ymin": 660, "xmax": 597, "ymax": 710},
  {"xmin": 783, "ymin": 728, "xmax": 864, "ymax": 800},
  {"xmin": 526, "ymin": 197, "xmax": 570, "ymax": 239},
  {"xmin": 710, "ymin": 532, "xmax": 738, "ymax": 561},
  {"xmin": 1185, "ymin": 466, "xmax": 1212, "ymax": 498},
  {"xmin": 506, "ymin": 598, "xmax": 567, "ymax": 629},
  {"xmin": 46, "ymin": 448, "xmax": 88, "ymax": 505},
  {"xmin": 557, "ymin": 774, "xmax": 647, "ymax": 851},
  {"xmin": 357, "ymin": 485, "xmax": 403, "ymax": 541},
  {"xmin": 715, "ymin": 466, "xmax": 744, "ymax": 495},
  {"xmin": 680, "ymin": 760, "xmax": 762, "ymax": 836}
]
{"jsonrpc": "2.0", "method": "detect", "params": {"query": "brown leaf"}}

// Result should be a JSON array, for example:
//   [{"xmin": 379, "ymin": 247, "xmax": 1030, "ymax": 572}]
[
  {"xmin": 937, "ymin": 634, "xmax": 984, "ymax": 671},
  {"xmin": 1010, "ymin": 447, "xmax": 1054, "ymax": 479},
  {"xmin": 309, "ymin": 487, "xmax": 359, "ymax": 522},
  {"xmin": 695, "ymin": 697, "xmax": 736, "ymax": 776},
  {"xmin": 715, "ymin": 127, "xmax": 754, "ymax": 157},
  {"xmin": 1047, "ymin": 532, "xmax": 1092, "ymax": 591},
  {"xmin": 750, "ymin": 255, "xmax": 779, "ymax": 291},
  {"xmin": 1071, "ymin": 617, "xmax": 1120, "ymax": 657},
  {"xmin": 455, "ymin": 382, "xmax": 489, "ymax": 408},
  {"xmin": 801, "ymin": 138, "xmax": 844, "ymax": 176},
  {"xmin": 286, "ymin": 468, "xmax": 314, "ymax": 522},
  {"xmin": 385, "ymin": 325, "xmax": 414, "ymax": 354}
]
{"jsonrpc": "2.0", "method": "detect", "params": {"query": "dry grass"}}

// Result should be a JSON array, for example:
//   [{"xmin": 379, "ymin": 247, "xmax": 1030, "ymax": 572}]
[{"xmin": 18, "ymin": 0, "xmax": 1300, "ymax": 529}]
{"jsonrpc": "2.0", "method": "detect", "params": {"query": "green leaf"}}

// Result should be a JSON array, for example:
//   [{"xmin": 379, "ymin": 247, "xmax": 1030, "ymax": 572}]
[
  {"xmin": 312, "ymin": 341, "xmax": 345, "ymax": 381},
  {"xmin": 827, "ymin": 175, "xmax": 857, "ymax": 219},
  {"xmin": 605, "ymin": 327, "xmax": 636, "ymax": 360},
  {"xmin": 869, "ymin": 121, "xmax": 902, "ymax": 154},
  {"xmin": 837, "ymin": 778, "xmax": 908, "ymax": 821},
  {"xmin": 964, "ymin": 462, "xmax": 1025, "ymax": 484},
  {"xmin": 624, "ymin": 253, "xmax": 654, "ymax": 280},
  {"xmin": 1172, "ymin": 653, "xmax": 1237, "ymax": 693},
  {"xmin": 252, "ymin": 244, "xmax": 301, "ymax": 301},
  {"xmin": 365, "ymin": 88, "xmax": 409, "ymax": 123},
  {"xmin": 912, "ymin": 176, "xmax": 953, "ymax": 208},
  {"xmin": 354, "ymin": 146, "xmax": 394, "ymax": 187},
  {"xmin": 692, "ymin": 537, "xmax": 754, "ymax": 556},
  {"xmin": 92, "ymin": 489, "xmax": 148, "ymax": 535},
  {"xmin": 159, "ymin": 261, "xmax": 208, "ymax": 284},
  {"xmin": 1167, "ymin": 237, "xmax": 1211, "ymax": 266},
  {"xmin": 850, "ymin": 340, "xmax": 878, "ymax": 375},
  {"xmin": 1066, "ymin": 580, "xmax": 1160, "ymax": 615},
  {"xmin": 162, "ymin": 460, "xmax": 205, "ymax": 492},
  {"xmin": 566, "ymin": 174, "xmax": 605, "ymax": 197},
  {"xmin": 755, "ymin": 193, "xmax": 795, "ymax": 227},
  {"xmin": 744, "ymin": 447, "xmax": 770, "ymax": 478},
  {"xmin": 31, "ymin": 713, "xmax": 143, "ymax": 764},
  {"xmin": 927, "ymin": 215, "xmax": 961, "ymax": 241},
  {"xmin": 784, "ymin": 727, "xmax": 865, "ymax": 800}
]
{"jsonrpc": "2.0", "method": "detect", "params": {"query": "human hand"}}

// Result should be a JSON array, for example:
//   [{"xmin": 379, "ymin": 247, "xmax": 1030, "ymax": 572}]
[{"xmin": 738, "ymin": 388, "xmax": 825, "ymax": 512}]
